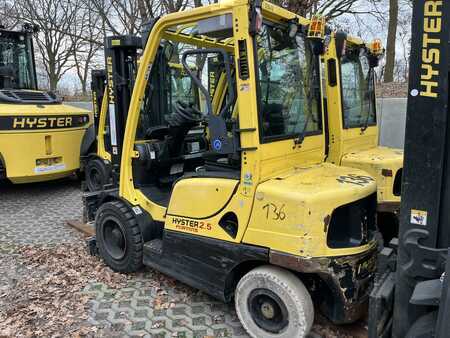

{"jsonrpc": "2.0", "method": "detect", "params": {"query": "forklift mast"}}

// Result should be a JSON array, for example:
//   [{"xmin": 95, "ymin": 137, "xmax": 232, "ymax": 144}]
[
  {"xmin": 370, "ymin": 1, "xmax": 449, "ymax": 337},
  {"xmin": 104, "ymin": 35, "xmax": 142, "ymax": 184},
  {"xmin": 394, "ymin": 0, "xmax": 449, "ymax": 335},
  {"xmin": 90, "ymin": 69, "xmax": 106, "ymax": 136}
]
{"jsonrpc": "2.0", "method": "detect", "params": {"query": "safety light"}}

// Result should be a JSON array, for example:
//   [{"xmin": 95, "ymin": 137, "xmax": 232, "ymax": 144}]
[
  {"xmin": 249, "ymin": 2, "xmax": 263, "ymax": 36},
  {"xmin": 367, "ymin": 38, "xmax": 384, "ymax": 67},
  {"xmin": 307, "ymin": 15, "xmax": 326, "ymax": 55},
  {"xmin": 308, "ymin": 15, "xmax": 326, "ymax": 40},
  {"xmin": 369, "ymin": 39, "xmax": 383, "ymax": 56}
]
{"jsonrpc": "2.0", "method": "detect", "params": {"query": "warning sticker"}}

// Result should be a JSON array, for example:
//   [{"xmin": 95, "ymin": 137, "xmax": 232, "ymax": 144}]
[{"xmin": 410, "ymin": 209, "xmax": 428, "ymax": 226}]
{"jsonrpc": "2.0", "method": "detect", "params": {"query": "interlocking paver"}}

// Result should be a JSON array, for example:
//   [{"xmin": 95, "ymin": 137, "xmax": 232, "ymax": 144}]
[{"xmin": 0, "ymin": 179, "xmax": 250, "ymax": 337}]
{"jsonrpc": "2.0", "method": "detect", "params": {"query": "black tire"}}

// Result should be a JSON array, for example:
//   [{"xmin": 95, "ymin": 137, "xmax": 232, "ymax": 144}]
[
  {"xmin": 85, "ymin": 157, "xmax": 110, "ymax": 192},
  {"xmin": 95, "ymin": 200, "xmax": 143, "ymax": 272},
  {"xmin": 235, "ymin": 265, "xmax": 314, "ymax": 338},
  {"xmin": 406, "ymin": 311, "xmax": 438, "ymax": 338}
]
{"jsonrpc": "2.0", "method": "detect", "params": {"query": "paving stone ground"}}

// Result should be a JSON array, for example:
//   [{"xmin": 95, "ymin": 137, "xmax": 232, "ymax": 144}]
[{"xmin": 0, "ymin": 178, "xmax": 249, "ymax": 337}]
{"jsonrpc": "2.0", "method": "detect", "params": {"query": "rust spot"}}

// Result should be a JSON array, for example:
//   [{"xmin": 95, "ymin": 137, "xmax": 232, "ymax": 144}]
[
  {"xmin": 269, "ymin": 245, "xmax": 378, "ymax": 324},
  {"xmin": 323, "ymin": 214, "xmax": 331, "ymax": 232}
]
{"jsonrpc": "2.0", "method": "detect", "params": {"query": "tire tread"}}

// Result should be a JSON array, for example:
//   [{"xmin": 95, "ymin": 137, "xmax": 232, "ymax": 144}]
[{"xmin": 96, "ymin": 200, "xmax": 143, "ymax": 272}]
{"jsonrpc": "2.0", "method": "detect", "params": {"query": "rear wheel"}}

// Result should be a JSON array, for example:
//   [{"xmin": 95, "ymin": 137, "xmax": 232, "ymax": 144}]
[
  {"xmin": 85, "ymin": 157, "xmax": 110, "ymax": 192},
  {"xmin": 406, "ymin": 311, "xmax": 437, "ymax": 338},
  {"xmin": 235, "ymin": 265, "xmax": 314, "ymax": 338},
  {"xmin": 96, "ymin": 200, "xmax": 143, "ymax": 272}
]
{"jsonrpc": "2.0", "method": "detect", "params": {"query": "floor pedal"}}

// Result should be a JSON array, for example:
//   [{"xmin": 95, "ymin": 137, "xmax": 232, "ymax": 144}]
[{"xmin": 143, "ymin": 239, "xmax": 163, "ymax": 255}]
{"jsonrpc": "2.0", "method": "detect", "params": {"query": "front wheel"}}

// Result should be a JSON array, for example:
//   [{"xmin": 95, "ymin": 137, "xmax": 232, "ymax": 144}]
[
  {"xmin": 96, "ymin": 200, "xmax": 143, "ymax": 272},
  {"xmin": 235, "ymin": 265, "xmax": 314, "ymax": 338}
]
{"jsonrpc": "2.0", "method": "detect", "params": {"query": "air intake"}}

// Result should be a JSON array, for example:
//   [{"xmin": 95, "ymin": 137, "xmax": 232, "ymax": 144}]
[{"xmin": 0, "ymin": 90, "xmax": 60, "ymax": 104}]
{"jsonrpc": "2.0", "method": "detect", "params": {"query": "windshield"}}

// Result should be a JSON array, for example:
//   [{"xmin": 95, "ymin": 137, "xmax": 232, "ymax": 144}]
[
  {"xmin": 340, "ymin": 50, "xmax": 376, "ymax": 129},
  {"xmin": 0, "ymin": 34, "xmax": 36, "ymax": 90},
  {"xmin": 256, "ymin": 24, "xmax": 321, "ymax": 142}
]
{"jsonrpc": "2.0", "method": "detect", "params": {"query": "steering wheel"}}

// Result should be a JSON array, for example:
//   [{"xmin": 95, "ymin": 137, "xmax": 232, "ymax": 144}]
[{"xmin": 174, "ymin": 101, "xmax": 202, "ymax": 122}]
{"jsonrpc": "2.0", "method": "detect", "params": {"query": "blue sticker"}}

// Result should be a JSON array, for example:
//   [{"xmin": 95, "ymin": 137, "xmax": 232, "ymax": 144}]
[{"xmin": 213, "ymin": 139, "xmax": 222, "ymax": 150}]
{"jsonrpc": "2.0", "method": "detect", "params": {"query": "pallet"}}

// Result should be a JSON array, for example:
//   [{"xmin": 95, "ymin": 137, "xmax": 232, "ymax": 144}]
[{"xmin": 66, "ymin": 219, "xmax": 95, "ymax": 236}]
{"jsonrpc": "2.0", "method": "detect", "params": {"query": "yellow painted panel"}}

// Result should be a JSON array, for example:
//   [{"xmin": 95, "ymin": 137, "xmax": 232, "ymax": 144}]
[
  {"xmin": 243, "ymin": 163, "xmax": 377, "ymax": 257},
  {"xmin": 342, "ymin": 146, "xmax": 403, "ymax": 203},
  {"xmin": 0, "ymin": 129, "xmax": 86, "ymax": 183},
  {"xmin": 167, "ymin": 177, "xmax": 239, "ymax": 218}
]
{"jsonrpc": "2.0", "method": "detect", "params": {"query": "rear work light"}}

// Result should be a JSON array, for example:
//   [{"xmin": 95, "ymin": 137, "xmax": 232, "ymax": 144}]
[
  {"xmin": 308, "ymin": 15, "xmax": 326, "ymax": 40},
  {"xmin": 369, "ymin": 39, "xmax": 383, "ymax": 56}
]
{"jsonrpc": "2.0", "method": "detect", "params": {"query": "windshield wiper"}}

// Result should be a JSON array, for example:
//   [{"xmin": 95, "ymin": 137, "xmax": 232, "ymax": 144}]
[
  {"xmin": 294, "ymin": 109, "xmax": 314, "ymax": 146},
  {"xmin": 294, "ymin": 49, "xmax": 318, "ymax": 146}
]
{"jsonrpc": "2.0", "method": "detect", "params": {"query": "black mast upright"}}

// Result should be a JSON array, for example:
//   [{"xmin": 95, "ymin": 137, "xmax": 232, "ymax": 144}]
[
  {"xmin": 393, "ymin": 1, "xmax": 450, "ymax": 336},
  {"xmin": 90, "ymin": 69, "xmax": 106, "ymax": 136},
  {"xmin": 104, "ymin": 35, "xmax": 142, "ymax": 185}
]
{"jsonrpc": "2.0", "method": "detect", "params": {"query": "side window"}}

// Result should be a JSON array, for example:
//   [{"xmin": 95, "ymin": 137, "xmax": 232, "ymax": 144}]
[
  {"xmin": 256, "ymin": 25, "xmax": 322, "ymax": 141},
  {"xmin": 341, "ymin": 51, "xmax": 376, "ymax": 128}
]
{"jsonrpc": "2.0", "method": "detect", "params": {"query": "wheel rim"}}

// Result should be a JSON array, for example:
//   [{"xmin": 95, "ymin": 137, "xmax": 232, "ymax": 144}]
[
  {"xmin": 88, "ymin": 166, "xmax": 103, "ymax": 190},
  {"xmin": 102, "ymin": 217, "xmax": 127, "ymax": 260},
  {"xmin": 247, "ymin": 288, "xmax": 289, "ymax": 333}
]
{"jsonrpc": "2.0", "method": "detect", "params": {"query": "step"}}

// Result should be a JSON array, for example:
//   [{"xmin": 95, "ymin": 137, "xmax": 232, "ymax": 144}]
[{"xmin": 143, "ymin": 238, "xmax": 163, "ymax": 255}]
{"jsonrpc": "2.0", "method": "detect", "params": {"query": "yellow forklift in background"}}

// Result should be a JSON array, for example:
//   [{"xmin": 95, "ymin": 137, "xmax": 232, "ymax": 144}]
[
  {"xmin": 0, "ymin": 24, "xmax": 92, "ymax": 184},
  {"xmin": 85, "ymin": 2, "xmax": 381, "ymax": 337},
  {"xmin": 323, "ymin": 32, "xmax": 403, "ymax": 241}
]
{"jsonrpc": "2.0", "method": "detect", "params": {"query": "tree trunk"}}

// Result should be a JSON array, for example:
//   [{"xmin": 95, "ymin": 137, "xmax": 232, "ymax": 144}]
[
  {"xmin": 49, "ymin": 76, "xmax": 58, "ymax": 92},
  {"xmin": 81, "ymin": 79, "xmax": 87, "ymax": 96},
  {"xmin": 384, "ymin": 0, "xmax": 398, "ymax": 83}
]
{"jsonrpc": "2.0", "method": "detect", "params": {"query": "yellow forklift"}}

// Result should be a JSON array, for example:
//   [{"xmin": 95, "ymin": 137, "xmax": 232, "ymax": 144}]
[
  {"xmin": 0, "ymin": 24, "xmax": 92, "ymax": 184},
  {"xmin": 322, "ymin": 33, "xmax": 403, "ymax": 241},
  {"xmin": 85, "ymin": 1, "xmax": 380, "ymax": 336}
]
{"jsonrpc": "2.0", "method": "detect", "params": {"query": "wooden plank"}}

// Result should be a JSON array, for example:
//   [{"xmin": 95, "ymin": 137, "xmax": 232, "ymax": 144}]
[{"xmin": 66, "ymin": 219, "xmax": 95, "ymax": 236}]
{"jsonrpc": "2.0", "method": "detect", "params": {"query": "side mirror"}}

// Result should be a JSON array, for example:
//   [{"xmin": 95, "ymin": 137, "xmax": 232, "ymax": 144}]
[{"xmin": 335, "ymin": 31, "xmax": 348, "ymax": 59}]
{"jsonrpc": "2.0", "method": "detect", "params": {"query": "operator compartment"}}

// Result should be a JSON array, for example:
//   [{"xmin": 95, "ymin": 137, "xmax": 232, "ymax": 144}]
[{"xmin": 132, "ymin": 23, "xmax": 239, "ymax": 207}]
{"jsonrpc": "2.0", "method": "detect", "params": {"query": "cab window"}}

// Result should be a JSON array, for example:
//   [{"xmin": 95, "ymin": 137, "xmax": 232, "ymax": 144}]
[
  {"xmin": 340, "ymin": 50, "xmax": 376, "ymax": 129},
  {"xmin": 167, "ymin": 65, "xmax": 199, "ymax": 115},
  {"xmin": 256, "ymin": 24, "xmax": 322, "ymax": 142}
]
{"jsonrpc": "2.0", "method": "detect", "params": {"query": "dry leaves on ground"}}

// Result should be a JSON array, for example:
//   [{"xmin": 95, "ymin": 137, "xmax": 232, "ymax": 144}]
[{"xmin": 0, "ymin": 242, "xmax": 127, "ymax": 338}]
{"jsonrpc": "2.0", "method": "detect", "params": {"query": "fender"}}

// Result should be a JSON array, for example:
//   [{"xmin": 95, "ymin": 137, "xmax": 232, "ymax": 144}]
[
  {"xmin": 80, "ymin": 125, "xmax": 96, "ymax": 156},
  {"xmin": 84, "ymin": 190, "xmax": 156, "ymax": 242}
]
